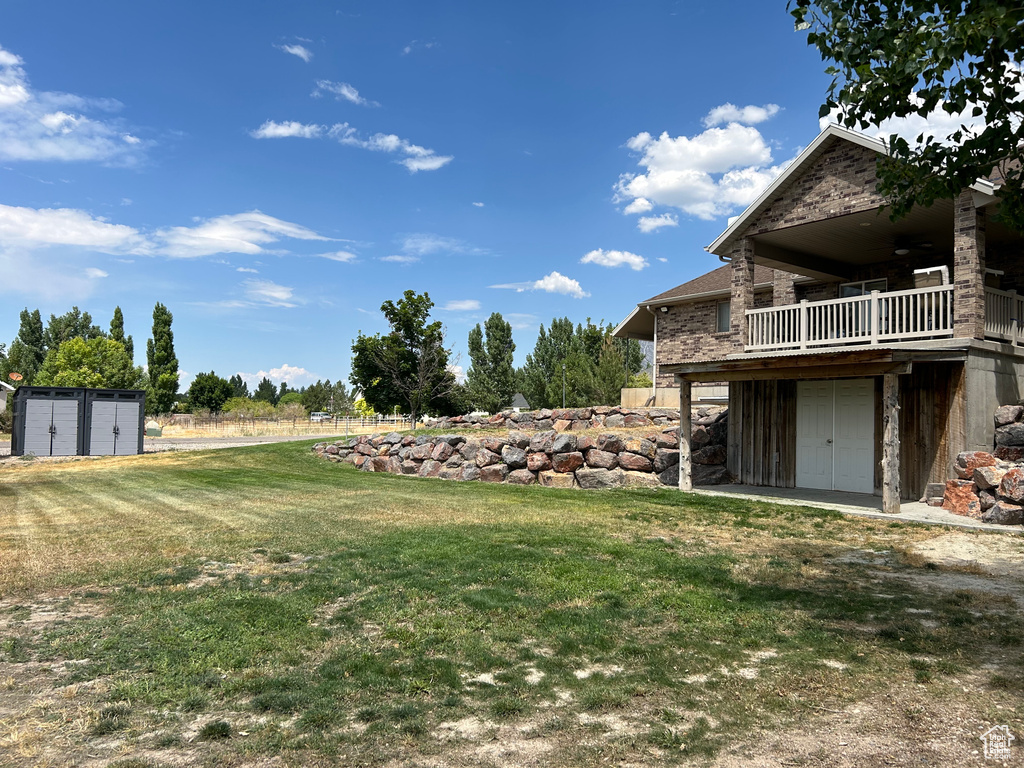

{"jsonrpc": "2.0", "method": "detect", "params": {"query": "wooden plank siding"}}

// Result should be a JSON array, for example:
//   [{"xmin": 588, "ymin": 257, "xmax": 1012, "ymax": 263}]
[{"xmin": 727, "ymin": 362, "xmax": 965, "ymax": 500}]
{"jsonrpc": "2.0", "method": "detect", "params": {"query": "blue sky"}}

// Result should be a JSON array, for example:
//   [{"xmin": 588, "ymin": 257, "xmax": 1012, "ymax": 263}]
[{"xmin": 0, "ymin": 1, "xmax": 843, "ymax": 391}]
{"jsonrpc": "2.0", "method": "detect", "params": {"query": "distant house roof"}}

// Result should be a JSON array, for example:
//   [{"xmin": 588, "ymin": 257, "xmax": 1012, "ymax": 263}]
[
  {"xmin": 0, "ymin": 381, "xmax": 13, "ymax": 392},
  {"xmin": 511, "ymin": 392, "xmax": 530, "ymax": 410},
  {"xmin": 643, "ymin": 264, "xmax": 775, "ymax": 304}
]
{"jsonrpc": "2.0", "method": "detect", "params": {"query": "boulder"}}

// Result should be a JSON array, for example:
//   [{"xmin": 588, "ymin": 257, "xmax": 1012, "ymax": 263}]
[
  {"xmin": 436, "ymin": 434, "xmax": 466, "ymax": 447},
  {"xmin": 501, "ymin": 445, "xmax": 528, "ymax": 469},
  {"xmin": 570, "ymin": 420, "xmax": 591, "ymax": 431},
  {"xmin": 476, "ymin": 449, "xmax": 501, "ymax": 468},
  {"xmin": 658, "ymin": 464, "xmax": 678, "ymax": 486},
  {"xmin": 438, "ymin": 466, "xmax": 462, "ymax": 481},
  {"xmin": 552, "ymin": 434, "xmax": 578, "ymax": 454},
  {"xmin": 459, "ymin": 440, "xmax": 482, "ymax": 461},
  {"xmin": 507, "ymin": 469, "xmax": 537, "ymax": 485},
  {"xmin": 410, "ymin": 444, "xmax": 433, "ymax": 461},
  {"xmin": 623, "ymin": 438, "xmax": 656, "ymax": 460},
  {"xmin": 942, "ymin": 479, "xmax": 982, "ymax": 518},
  {"xmin": 576, "ymin": 407, "xmax": 593, "ymax": 420},
  {"xmin": 954, "ymin": 451, "xmax": 997, "ymax": 479},
  {"xmin": 598, "ymin": 434, "xmax": 626, "ymax": 454},
  {"xmin": 552, "ymin": 451, "xmax": 585, "ymax": 473},
  {"xmin": 418, "ymin": 460, "xmax": 443, "ymax": 478},
  {"xmin": 431, "ymin": 442, "xmax": 454, "ymax": 462},
  {"xmin": 530, "ymin": 430, "xmax": 556, "ymax": 452},
  {"xmin": 605, "ymin": 414, "xmax": 625, "ymax": 428},
  {"xmin": 617, "ymin": 452, "xmax": 653, "ymax": 472},
  {"xmin": 657, "ymin": 431, "xmax": 680, "ymax": 449},
  {"xmin": 526, "ymin": 452, "xmax": 552, "ymax": 471},
  {"xmin": 386, "ymin": 456, "xmax": 403, "ymax": 474},
  {"xmin": 576, "ymin": 435, "xmax": 596, "ymax": 452},
  {"xmin": 994, "ymin": 404, "xmax": 1024, "ymax": 427},
  {"xmin": 979, "ymin": 489, "xmax": 997, "ymax": 511},
  {"xmin": 973, "ymin": 465, "xmax": 1007, "ymax": 490},
  {"xmin": 585, "ymin": 449, "xmax": 618, "ymax": 469},
  {"xmin": 459, "ymin": 464, "xmax": 481, "ymax": 482},
  {"xmin": 401, "ymin": 460, "xmax": 419, "ymax": 475},
  {"xmin": 623, "ymin": 413, "xmax": 651, "ymax": 427},
  {"xmin": 623, "ymin": 471, "xmax": 661, "ymax": 488},
  {"xmin": 998, "ymin": 467, "xmax": 1024, "ymax": 503},
  {"xmin": 507, "ymin": 431, "xmax": 531, "ymax": 449},
  {"xmin": 553, "ymin": 419, "xmax": 572, "ymax": 432},
  {"xmin": 480, "ymin": 464, "xmax": 510, "ymax": 483},
  {"xmin": 445, "ymin": 454, "xmax": 463, "ymax": 468},
  {"xmin": 654, "ymin": 448, "xmax": 680, "ymax": 473},
  {"xmin": 694, "ymin": 445, "xmax": 728, "ymax": 465},
  {"xmin": 355, "ymin": 443, "xmax": 375, "ymax": 456},
  {"xmin": 995, "ymin": 446, "xmax": 1024, "ymax": 462},
  {"xmin": 534, "ymin": 419, "xmax": 554, "ymax": 430},
  {"xmin": 381, "ymin": 432, "xmax": 404, "ymax": 444},
  {"xmin": 538, "ymin": 470, "xmax": 577, "ymax": 488},
  {"xmin": 576, "ymin": 467, "xmax": 626, "ymax": 489},
  {"xmin": 325, "ymin": 444, "xmax": 340, "ymax": 455},
  {"xmin": 995, "ymin": 423, "xmax": 1024, "ymax": 447},
  {"xmin": 370, "ymin": 456, "xmax": 390, "ymax": 473},
  {"xmin": 981, "ymin": 501, "xmax": 1024, "ymax": 526},
  {"xmin": 482, "ymin": 437, "xmax": 507, "ymax": 453},
  {"xmin": 693, "ymin": 464, "xmax": 731, "ymax": 485}
]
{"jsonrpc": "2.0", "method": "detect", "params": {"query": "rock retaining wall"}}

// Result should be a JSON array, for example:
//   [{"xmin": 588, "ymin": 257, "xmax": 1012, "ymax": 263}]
[
  {"xmin": 940, "ymin": 405, "xmax": 1024, "ymax": 526},
  {"xmin": 425, "ymin": 405, "xmax": 686, "ymax": 432},
  {"xmin": 313, "ymin": 410, "xmax": 730, "ymax": 488}
]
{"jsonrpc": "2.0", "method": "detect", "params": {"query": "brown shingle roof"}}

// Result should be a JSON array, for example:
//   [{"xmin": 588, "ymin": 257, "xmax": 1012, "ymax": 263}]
[{"xmin": 643, "ymin": 263, "xmax": 774, "ymax": 304}]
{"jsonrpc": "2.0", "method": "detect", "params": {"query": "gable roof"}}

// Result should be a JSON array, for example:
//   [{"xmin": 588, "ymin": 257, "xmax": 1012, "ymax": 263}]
[
  {"xmin": 706, "ymin": 123, "xmax": 1002, "ymax": 258},
  {"xmin": 0, "ymin": 381, "xmax": 13, "ymax": 392},
  {"xmin": 643, "ymin": 263, "xmax": 775, "ymax": 304}
]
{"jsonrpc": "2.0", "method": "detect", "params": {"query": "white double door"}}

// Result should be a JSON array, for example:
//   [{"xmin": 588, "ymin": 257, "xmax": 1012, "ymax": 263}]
[{"xmin": 795, "ymin": 379, "xmax": 875, "ymax": 494}]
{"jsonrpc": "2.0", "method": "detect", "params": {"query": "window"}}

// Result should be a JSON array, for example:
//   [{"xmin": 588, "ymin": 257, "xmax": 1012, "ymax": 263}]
[
  {"xmin": 839, "ymin": 279, "xmax": 886, "ymax": 298},
  {"xmin": 716, "ymin": 300, "xmax": 730, "ymax": 333},
  {"xmin": 914, "ymin": 265, "xmax": 949, "ymax": 288}
]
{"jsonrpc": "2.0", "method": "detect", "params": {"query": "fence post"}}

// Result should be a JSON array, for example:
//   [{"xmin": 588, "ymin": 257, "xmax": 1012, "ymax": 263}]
[
  {"xmin": 869, "ymin": 291, "xmax": 880, "ymax": 345},
  {"xmin": 798, "ymin": 300, "xmax": 808, "ymax": 350}
]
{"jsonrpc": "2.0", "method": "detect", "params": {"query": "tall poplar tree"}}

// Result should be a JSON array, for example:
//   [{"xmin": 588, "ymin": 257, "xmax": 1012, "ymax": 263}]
[
  {"xmin": 109, "ymin": 306, "xmax": 134, "ymax": 362},
  {"xmin": 1, "ymin": 308, "xmax": 46, "ymax": 385},
  {"xmin": 465, "ymin": 312, "xmax": 517, "ymax": 413},
  {"xmin": 146, "ymin": 302, "xmax": 179, "ymax": 414}
]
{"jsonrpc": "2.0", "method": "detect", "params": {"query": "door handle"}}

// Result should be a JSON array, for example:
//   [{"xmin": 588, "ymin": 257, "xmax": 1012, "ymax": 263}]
[{"xmin": 826, "ymin": 438, "xmax": 833, "ymax": 444}]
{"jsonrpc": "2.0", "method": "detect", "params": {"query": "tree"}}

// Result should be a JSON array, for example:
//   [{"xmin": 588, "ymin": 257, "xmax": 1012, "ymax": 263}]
[
  {"xmin": 279, "ymin": 391, "xmax": 304, "ymax": 406},
  {"xmin": 253, "ymin": 377, "xmax": 279, "ymax": 404},
  {"xmin": 465, "ymin": 313, "xmax": 518, "ymax": 414},
  {"xmin": 34, "ymin": 337, "xmax": 145, "ymax": 389},
  {"xmin": 278, "ymin": 381, "xmax": 292, "ymax": 401},
  {"xmin": 146, "ymin": 303, "xmax": 179, "ymax": 414},
  {"xmin": 228, "ymin": 374, "xmax": 249, "ymax": 399},
  {"xmin": 186, "ymin": 371, "xmax": 234, "ymax": 413},
  {"xmin": 278, "ymin": 401, "xmax": 307, "ymax": 425},
  {"xmin": 350, "ymin": 290, "xmax": 458, "ymax": 426},
  {"xmin": 109, "ymin": 306, "xmax": 134, "ymax": 362},
  {"xmin": 594, "ymin": 337, "xmax": 627, "ymax": 406},
  {"xmin": 1, "ymin": 309, "xmax": 45, "ymax": 385},
  {"xmin": 44, "ymin": 307, "xmax": 104, "ymax": 352},
  {"xmin": 791, "ymin": 0, "xmax": 1024, "ymax": 227}
]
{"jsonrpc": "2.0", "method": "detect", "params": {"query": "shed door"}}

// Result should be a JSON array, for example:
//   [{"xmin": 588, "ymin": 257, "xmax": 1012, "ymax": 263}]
[
  {"xmin": 114, "ymin": 402, "xmax": 140, "ymax": 455},
  {"xmin": 23, "ymin": 400, "xmax": 55, "ymax": 456},
  {"xmin": 89, "ymin": 402, "xmax": 118, "ymax": 455},
  {"xmin": 795, "ymin": 379, "xmax": 874, "ymax": 494}
]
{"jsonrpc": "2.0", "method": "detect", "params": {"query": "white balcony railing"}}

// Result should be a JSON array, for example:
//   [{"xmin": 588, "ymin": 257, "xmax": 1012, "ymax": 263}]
[
  {"xmin": 984, "ymin": 286, "xmax": 1024, "ymax": 345},
  {"xmin": 746, "ymin": 284, "xmax": 955, "ymax": 352}
]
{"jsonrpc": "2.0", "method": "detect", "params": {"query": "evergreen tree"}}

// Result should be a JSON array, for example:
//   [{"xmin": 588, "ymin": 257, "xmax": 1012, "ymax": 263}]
[
  {"xmin": 109, "ymin": 306, "xmax": 134, "ymax": 362},
  {"xmin": 278, "ymin": 381, "xmax": 291, "ymax": 401},
  {"xmin": 186, "ymin": 371, "xmax": 234, "ymax": 412},
  {"xmin": 146, "ymin": 303, "xmax": 179, "ymax": 414},
  {"xmin": 465, "ymin": 312, "xmax": 517, "ymax": 413},
  {"xmin": 228, "ymin": 374, "xmax": 249, "ymax": 398},
  {"xmin": 43, "ymin": 307, "xmax": 104, "ymax": 352},
  {"xmin": 1, "ymin": 309, "xmax": 46, "ymax": 385},
  {"xmin": 595, "ymin": 337, "xmax": 628, "ymax": 406},
  {"xmin": 253, "ymin": 376, "xmax": 279, "ymax": 404}
]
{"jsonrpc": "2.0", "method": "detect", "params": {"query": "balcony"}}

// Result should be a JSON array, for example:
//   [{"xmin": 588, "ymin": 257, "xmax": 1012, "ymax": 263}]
[{"xmin": 745, "ymin": 285, "xmax": 1023, "ymax": 352}]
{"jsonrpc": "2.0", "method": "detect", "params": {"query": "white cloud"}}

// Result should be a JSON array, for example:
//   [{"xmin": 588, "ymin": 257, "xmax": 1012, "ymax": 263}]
[
  {"xmin": 243, "ymin": 278, "xmax": 296, "ymax": 307},
  {"xmin": 0, "ymin": 203, "xmax": 149, "ymax": 252},
  {"xmin": 251, "ymin": 119, "xmax": 452, "ymax": 172},
  {"xmin": 380, "ymin": 254, "xmax": 419, "ymax": 263},
  {"xmin": 84, "ymin": 267, "xmax": 107, "ymax": 279},
  {"xmin": 155, "ymin": 211, "xmax": 330, "ymax": 258},
  {"xmin": 703, "ymin": 103, "xmax": 780, "ymax": 128},
  {"xmin": 615, "ymin": 105, "xmax": 791, "ymax": 221},
  {"xmin": 312, "ymin": 80, "xmax": 378, "ymax": 107},
  {"xmin": 442, "ymin": 299, "xmax": 481, "ymax": 311},
  {"xmin": 237, "ymin": 363, "xmax": 317, "ymax": 389},
  {"xmin": 820, "ymin": 99, "xmax": 988, "ymax": 147},
  {"xmin": 236, "ymin": 266, "xmax": 258, "ymax": 273},
  {"xmin": 504, "ymin": 312, "xmax": 538, "ymax": 330},
  {"xmin": 250, "ymin": 120, "xmax": 324, "ymax": 139},
  {"xmin": 472, "ymin": 201, "xmax": 484, "ymax": 207},
  {"xmin": 401, "ymin": 40, "xmax": 437, "ymax": 56},
  {"xmin": 400, "ymin": 233, "xmax": 484, "ymax": 257},
  {"xmin": 637, "ymin": 213, "xmax": 679, "ymax": 233},
  {"xmin": 0, "ymin": 45, "xmax": 147, "ymax": 165},
  {"xmin": 448, "ymin": 364, "xmax": 466, "ymax": 384},
  {"xmin": 491, "ymin": 271, "xmax": 589, "ymax": 299},
  {"xmin": 580, "ymin": 249, "xmax": 648, "ymax": 271},
  {"xmin": 319, "ymin": 250, "xmax": 358, "ymax": 262},
  {"xmin": 657, "ymin": 257, "xmax": 668, "ymax": 263},
  {"xmin": 276, "ymin": 44, "xmax": 313, "ymax": 62}
]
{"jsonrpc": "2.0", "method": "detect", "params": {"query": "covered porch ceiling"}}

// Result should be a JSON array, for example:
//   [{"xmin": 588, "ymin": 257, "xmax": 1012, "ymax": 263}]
[
  {"xmin": 749, "ymin": 200, "xmax": 1022, "ymax": 282},
  {"xmin": 612, "ymin": 305, "xmax": 654, "ymax": 341}
]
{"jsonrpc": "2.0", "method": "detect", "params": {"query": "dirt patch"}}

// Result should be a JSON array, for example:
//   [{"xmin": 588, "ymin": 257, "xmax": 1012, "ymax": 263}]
[{"xmin": 907, "ymin": 532, "xmax": 1024, "ymax": 578}]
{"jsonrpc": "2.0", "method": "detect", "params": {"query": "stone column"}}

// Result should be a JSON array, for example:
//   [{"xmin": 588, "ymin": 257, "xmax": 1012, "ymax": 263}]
[
  {"xmin": 730, "ymin": 239, "xmax": 755, "ymax": 350},
  {"xmin": 772, "ymin": 269, "xmax": 796, "ymax": 306},
  {"xmin": 953, "ymin": 190, "xmax": 986, "ymax": 339}
]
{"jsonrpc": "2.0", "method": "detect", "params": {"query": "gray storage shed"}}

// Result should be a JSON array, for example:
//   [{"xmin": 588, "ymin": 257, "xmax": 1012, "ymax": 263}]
[{"xmin": 11, "ymin": 387, "xmax": 146, "ymax": 457}]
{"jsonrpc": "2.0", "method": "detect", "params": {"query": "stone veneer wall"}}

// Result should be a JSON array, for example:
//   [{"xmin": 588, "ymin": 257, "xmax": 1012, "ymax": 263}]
[
  {"xmin": 939, "ymin": 405, "xmax": 1024, "ymax": 526},
  {"xmin": 313, "ymin": 408, "xmax": 731, "ymax": 489}
]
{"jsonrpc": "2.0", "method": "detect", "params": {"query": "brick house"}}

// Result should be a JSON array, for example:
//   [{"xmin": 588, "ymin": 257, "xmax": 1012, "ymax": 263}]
[{"xmin": 614, "ymin": 124, "xmax": 1024, "ymax": 512}]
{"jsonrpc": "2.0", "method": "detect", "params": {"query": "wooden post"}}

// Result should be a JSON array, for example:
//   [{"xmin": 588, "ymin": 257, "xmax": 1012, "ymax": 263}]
[
  {"xmin": 678, "ymin": 379, "xmax": 692, "ymax": 491},
  {"xmin": 882, "ymin": 373, "xmax": 901, "ymax": 513}
]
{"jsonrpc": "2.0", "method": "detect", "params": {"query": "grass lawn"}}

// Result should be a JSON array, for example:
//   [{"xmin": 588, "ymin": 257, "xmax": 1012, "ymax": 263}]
[{"xmin": 1, "ymin": 441, "xmax": 1022, "ymax": 767}]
